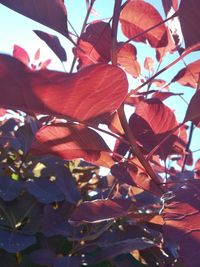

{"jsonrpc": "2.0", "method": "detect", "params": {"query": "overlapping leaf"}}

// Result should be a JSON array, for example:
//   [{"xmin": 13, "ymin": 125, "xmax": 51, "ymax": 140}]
[
  {"xmin": 69, "ymin": 198, "xmax": 132, "ymax": 224},
  {"xmin": 74, "ymin": 21, "xmax": 112, "ymax": 68},
  {"xmin": 171, "ymin": 60, "xmax": 200, "ymax": 88},
  {"xmin": 31, "ymin": 123, "xmax": 111, "ymax": 165},
  {"xmin": 163, "ymin": 180, "xmax": 200, "ymax": 267},
  {"xmin": 129, "ymin": 98, "xmax": 178, "ymax": 157},
  {"xmin": 0, "ymin": 0, "xmax": 68, "ymax": 36},
  {"xmin": 111, "ymin": 161, "xmax": 162, "ymax": 196},
  {"xmin": 120, "ymin": 0, "xmax": 168, "ymax": 47},
  {"xmin": 117, "ymin": 43, "xmax": 141, "ymax": 78},
  {"xmin": 0, "ymin": 54, "xmax": 128, "ymax": 124}
]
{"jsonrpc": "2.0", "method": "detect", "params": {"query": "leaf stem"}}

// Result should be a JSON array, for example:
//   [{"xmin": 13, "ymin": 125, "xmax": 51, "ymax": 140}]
[{"xmin": 117, "ymin": 104, "xmax": 163, "ymax": 193}]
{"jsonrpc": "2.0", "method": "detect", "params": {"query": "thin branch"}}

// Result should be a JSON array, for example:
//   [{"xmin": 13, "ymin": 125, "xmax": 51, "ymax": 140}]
[{"xmin": 127, "ymin": 42, "xmax": 200, "ymax": 98}]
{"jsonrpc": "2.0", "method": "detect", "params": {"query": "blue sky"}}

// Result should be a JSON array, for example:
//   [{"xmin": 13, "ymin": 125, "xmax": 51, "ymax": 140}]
[{"xmin": 0, "ymin": 1, "xmax": 199, "ymax": 162}]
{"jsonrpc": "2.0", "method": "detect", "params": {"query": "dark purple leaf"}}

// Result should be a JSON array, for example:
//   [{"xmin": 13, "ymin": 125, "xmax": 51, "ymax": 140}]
[
  {"xmin": 34, "ymin": 30, "xmax": 67, "ymax": 62},
  {"xmin": 70, "ymin": 198, "xmax": 132, "ymax": 224},
  {"xmin": 42, "ymin": 203, "xmax": 73, "ymax": 237},
  {"xmin": 54, "ymin": 256, "xmax": 82, "ymax": 267},
  {"xmin": 0, "ymin": 229, "xmax": 36, "ymax": 253},
  {"xmin": 26, "ymin": 177, "xmax": 64, "ymax": 204},
  {"xmin": 0, "ymin": 176, "xmax": 23, "ymax": 201},
  {"xmin": 179, "ymin": 0, "xmax": 200, "ymax": 48},
  {"xmin": 0, "ymin": 0, "xmax": 68, "ymax": 36},
  {"xmin": 29, "ymin": 249, "xmax": 56, "ymax": 266},
  {"xmin": 89, "ymin": 238, "xmax": 155, "ymax": 264}
]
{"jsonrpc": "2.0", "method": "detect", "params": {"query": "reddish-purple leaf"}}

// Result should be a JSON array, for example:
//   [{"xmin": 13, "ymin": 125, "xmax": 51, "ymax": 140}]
[
  {"xmin": 171, "ymin": 60, "xmax": 200, "ymax": 88},
  {"xmin": 74, "ymin": 21, "xmax": 112, "ymax": 68},
  {"xmin": 91, "ymin": 238, "xmax": 155, "ymax": 264},
  {"xmin": 184, "ymin": 90, "xmax": 200, "ymax": 126},
  {"xmin": 34, "ymin": 30, "xmax": 67, "ymax": 62},
  {"xmin": 117, "ymin": 43, "xmax": 141, "ymax": 78},
  {"xmin": 162, "ymin": 0, "xmax": 179, "ymax": 15},
  {"xmin": 0, "ymin": 0, "xmax": 68, "ymax": 36},
  {"xmin": 111, "ymin": 161, "xmax": 162, "ymax": 196},
  {"xmin": 13, "ymin": 45, "xmax": 30, "ymax": 65},
  {"xmin": 31, "ymin": 123, "xmax": 111, "ymax": 164},
  {"xmin": 129, "ymin": 98, "xmax": 178, "ymax": 157},
  {"xmin": 120, "ymin": 1, "xmax": 168, "ymax": 48},
  {"xmin": 69, "ymin": 198, "xmax": 132, "ymax": 224},
  {"xmin": 179, "ymin": 1, "xmax": 200, "ymax": 48},
  {"xmin": 163, "ymin": 180, "xmax": 200, "ymax": 267},
  {"xmin": 0, "ymin": 54, "xmax": 128, "ymax": 124}
]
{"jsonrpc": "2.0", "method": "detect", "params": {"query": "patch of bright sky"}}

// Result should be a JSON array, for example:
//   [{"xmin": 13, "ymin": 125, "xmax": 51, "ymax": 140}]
[{"xmin": 0, "ymin": 1, "xmax": 199, "ymax": 163}]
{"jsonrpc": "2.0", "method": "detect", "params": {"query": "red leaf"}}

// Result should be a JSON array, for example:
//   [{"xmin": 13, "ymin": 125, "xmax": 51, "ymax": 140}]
[
  {"xmin": 31, "ymin": 123, "xmax": 111, "ymax": 165},
  {"xmin": 34, "ymin": 30, "xmax": 67, "ymax": 62},
  {"xmin": 184, "ymin": 90, "xmax": 200, "ymax": 126},
  {"xmin": 13, "ymin": 45, "xmax": 30, "ymax": 65},
  {"xmin": 117, "ymin": 43, "xmax": 141, "ymax": 78},
  {"xmin": 179, "ymin": 1, "xmax": 200, "ymax": 48},
  {"xmin": 144, "ymin": 56, "xmax": 154, "ymax": 72},
  {"xmin": 129, "ymin": 98, "xmax": 178, "ymax": 157},
  {"xmin": 69, "ymin": 198, "xmax": 132, "ymax": 224},
  {"xmin": 0, "ymin": 0, "xmax": 68, "ymax": 36},
  {"xmin": 0, "ymin": 54, "xmax": 128, "ymax": 124},
  {"xmin": 171, "ymin": 60, "xmax": 200, "ymax": 88},
  {"xmin": 120, "ymin": 0, "xmax": 168, "ymax": 48},
  {"xmin": 163, "ymin": 180, "xmax": 200, "ymax": 267},
  {"xmin": 74, "ymin": 21, "xmax": 112, "ymax": 68}
]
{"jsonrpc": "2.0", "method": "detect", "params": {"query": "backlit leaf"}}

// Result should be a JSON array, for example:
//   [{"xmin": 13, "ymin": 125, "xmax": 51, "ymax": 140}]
[
  {"xmin": 129, "ymin": 98, "xmax": 178, "ymax": 157},
  {"xmin": 171, "ymin": 60, "xmax": 200, "ymax": 88},
  {"xmin": 31, "ymin": 123, "xmax": 111, "ymax": 165},
  {"xmin": 13, "ymin": 45, "xmax": 30, "ymax": 65},
  {"xmin": 0, "ymin": 54, "xmax": 128, "ymax": 124},
  {"xmin": 0, "ymin": 0, "xmax": 68, "ymax": 36},
  {"xmin": 120, "ymin": 1, "xmax": 168, "ymax": 47},
  {"xmin": 117, "ymin": 43, "xmax": 141, "ymax": 78}
]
